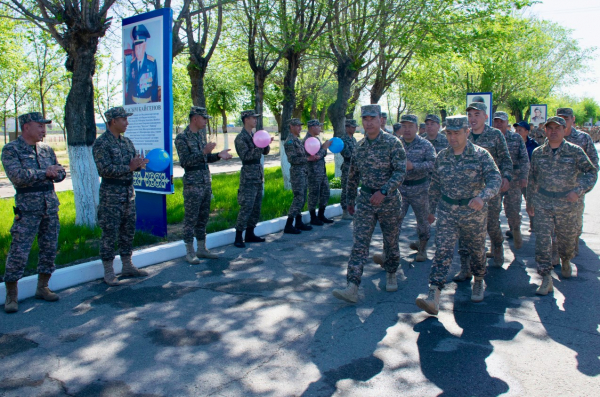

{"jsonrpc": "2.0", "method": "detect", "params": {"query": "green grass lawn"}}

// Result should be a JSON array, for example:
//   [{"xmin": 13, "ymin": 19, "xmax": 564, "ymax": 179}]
[{"xmin": 0, "ymin": 163, "xmax": 339, "ymax": 278}]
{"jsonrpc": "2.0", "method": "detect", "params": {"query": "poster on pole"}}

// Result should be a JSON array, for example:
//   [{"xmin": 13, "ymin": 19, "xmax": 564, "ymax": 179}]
[
  {"xmin": 530, "ymin": 104, "xmax": 547, "ymax": 127},
  {"xmin": 466, "ymin": 92, "xmax": 493, "ymax": 126},
  {"xmin": 122, "ymin": 8, "xmax": 174, "ymax": 194}
]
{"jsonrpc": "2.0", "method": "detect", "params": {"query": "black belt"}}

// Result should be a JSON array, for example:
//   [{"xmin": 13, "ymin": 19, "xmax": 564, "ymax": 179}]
[
  {"xmin": 184, "ymin": 164, "xmax": 209, "ymax": 171},
  {"xmin": 538, "ymin": 187, "xmax": 569, "ymax": 198},
  {"xmin": 242, "ymin": 159, "xmax": 260, "ymax": 166},
  {"xmin": 403, "ymin": 177, "xmax": 428, "ymax": 186},
  {"xmin": 15, "ymin": 185, "xmax": 54, "ymax": 194},
  {"xmin": 442, "ymin": 194, "xmax": 473, "ymax": 206},
  {"xmin": 360, "ymin": 185, "xmax": 380, "ymax": 195},
  {"xmin": 102, "ymin": 178, "xmax": 133, "ymax": 187},
  {"xmin": 513, "ymin": 165, "xmax": 520, "ymax": 170}
]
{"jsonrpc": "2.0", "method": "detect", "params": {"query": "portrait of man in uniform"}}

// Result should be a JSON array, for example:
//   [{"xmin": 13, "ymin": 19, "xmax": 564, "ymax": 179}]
[
  {"xmin": 530, "ymin": 105, "xmax": 547, "ymax": 127},
  {"xmin": 125, "ymin": 23, "xmax": 160, "ymax": 105}
]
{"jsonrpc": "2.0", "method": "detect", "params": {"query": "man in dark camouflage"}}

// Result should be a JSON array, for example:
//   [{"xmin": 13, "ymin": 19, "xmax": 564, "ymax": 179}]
[
  {"xmin": 303, "ymin": 120, "xmax": 333, "ymax": 226},
  {"xmin": 283, "ymin": 118, "xmax": 313, "ymax": 234},
  {"xmin": 93, "ymin": 107, "xmax": 149, "ymax": 286},
  {"xmin": 332, "ymin": 105, "xmax": 406, "ymax": 303},
  {"xmin": 423, "ymin": 114, "xmax": 449, "ymax": 154},
  {"xmin": 455, "ymin": 102, "xmax": 512, "ymax": 280},
  {"xmin": 234, "ymin": 110, "xmax": 272, "ymax": 248},
  {"xmin": 2, "ymin": 112, "xmax": 66, "ymax": 313},
  {"xmin": 415, "ymin": 116, "xmax": 501, "ymax": 315},
  {"xmin": 340, "ymin": 118, "xmax": 358, "ymax": 220},
  {"xmin": 380, "ymin": 112, "xmax": 392, "ymax": 134},
  {"xmin": 527, "ymin": 116, "xmax": 597, "ymax": 295},
  {"xmin": 493, "ymin": 111, "xmax": 529, "ymax": 250},
  {"xmin": 419, "ymin": 123, "xmax": 426, "ymax": 136},
  {"xmin": 392, "ymin": 123, "xmax": 402, "ymax": 138},
  {"xmin": 175, "ymin": 107, "xmax": 232, "ymax": 263}
]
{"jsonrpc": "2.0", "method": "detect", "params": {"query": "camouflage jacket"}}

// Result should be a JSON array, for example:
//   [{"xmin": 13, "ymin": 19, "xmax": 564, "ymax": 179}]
[
  {"xmin": 340, "ymin": 134, "xmax": 357, "ymax": 163},
  {"xmin": 401, "ymin": 135, "xmax": 436, "ymax": 181},
  {"xmin": 284, "ymin": 134, "xmax": 308, "ymax": 168},
  {"xmin": 503, "ymin": 130, "xmax": 530, "ymax": 181},
  {"xmin": 425, "ymin": 132, "xmax": 449, "ymax": 154},
  {"xmin": 1, "ymin": 136, "xmax": 66, "ymax": 213},
  {"xmin": 429, "ymin": 141, "xmax": 501, "ymax": 215},
  {"xmin": 347, "ymin": 132, "xmax": 407, "ymax": 206},
  {"xmin": 303, "ymin": 133, "xmax": 328, "ymax": 178},
  {"xmin": 175, "ymin": 125, "xmax": 220, "ymax": 185},
  {"xmin": 565, "ymin": 127, "xmax": 599, "ymax": 169},
  {"xmin": 528, "ymin": 140, "xmax": 597, "ymax": 203},
  {"xmin": 469, "ymin": 124, "xmax": 513, "ymax": 181},
  {"xmin": 93, "ymin": 130, "xmax": 138, "ymax": 201},
  {"xmin": 235, "ymin": 128, "xmax": 270, "ymax": 184}
]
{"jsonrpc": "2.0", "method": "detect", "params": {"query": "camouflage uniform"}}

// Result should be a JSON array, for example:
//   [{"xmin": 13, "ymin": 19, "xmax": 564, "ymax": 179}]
[
  {"xmin": 93, "ymin": 108, "xmax": 140, "ymax": 262},
  {"xmin": 425, "ymin": 133, "xmax": 449, "ymax": 154},
  {"xmin": 284, "ymin": 119, "xmax": 309, "ymax": 217},
  {"xmin": 528, "ymin": 127, "xmax": 597, "ymax": 276},
  {"xmin": 175, "ymin": 108, "xmax": 221, "ymax": 244},
  {"xmin": 428, "ymin": 117, "xmax": 502, "ymax": 288},
  {"xmin": 234, "ymin": 116, "xmax": 270, "ymax": 231},
  {"xmin": 303, "ymin": 122, "xmax": 329, "ymax": 211},
  {"xmin": 2, "ymin": 114, "xmax": 65, "ymax": 282},
  {"xmin": 340, "ymin": 119, "xmax": 358, "ymax": 210},
  {"xmin": 345, "ymin": 105, "xmax": 407, "ymax": 286}
]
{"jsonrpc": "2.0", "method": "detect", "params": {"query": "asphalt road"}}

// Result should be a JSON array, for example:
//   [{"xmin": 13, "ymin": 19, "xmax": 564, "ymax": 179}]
[{"xmin": 1, "ymin": 182, "xmax": 599, "ymax": 395}]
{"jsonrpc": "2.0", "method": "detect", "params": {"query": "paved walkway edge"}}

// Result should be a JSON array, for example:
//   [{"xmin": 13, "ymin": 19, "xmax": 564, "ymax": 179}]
[{"xmin": 0, "ymin": 203, "xmax": 342, "ymax": 305}]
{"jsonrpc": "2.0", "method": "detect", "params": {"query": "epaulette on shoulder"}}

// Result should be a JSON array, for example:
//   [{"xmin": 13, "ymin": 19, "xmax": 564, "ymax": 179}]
[{"xmin": 147, "ymin": 55, "xmax": 155, "ymax": 62}]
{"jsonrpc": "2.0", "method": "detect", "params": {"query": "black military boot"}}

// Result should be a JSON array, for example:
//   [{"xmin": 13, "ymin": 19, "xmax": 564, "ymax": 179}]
[
  {"xmin": 318, "ymin": 207, "xmax": 333, "ymax": 224},
  {"xmin": 295, "ymin": 215, "xmax": 312, "ymax": 231},
  {"xmin": 245, "ymin": 227, "xmax": 265, "ymax": 243},
  {"xmin": 234, "ymin": 230, "xmax": 245, "ymax": 248},
  {"xmin": 284, "ymin": 216, "xmax": 301, "ymax": 234},
  {"xmin": 310, "ymin": 209, "xmax": 323, "ymax": 226}
]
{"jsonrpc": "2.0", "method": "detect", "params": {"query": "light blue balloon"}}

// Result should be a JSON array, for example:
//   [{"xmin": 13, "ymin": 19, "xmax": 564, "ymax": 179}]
[
  {"xmin": 145, "ymin": 148, "xmax": 171, "ymax": 172},
  {"xmin": 328, "ymin": 137, "xmax": 344, "ymax": 153}
]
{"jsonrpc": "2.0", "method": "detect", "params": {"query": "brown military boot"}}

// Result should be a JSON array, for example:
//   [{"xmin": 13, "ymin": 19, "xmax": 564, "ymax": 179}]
[
  {"xmin": 513, "ymin": 228, "xmax": 523, "ymax": 250},
  {"xmin": 409, "ymin": 241, "xmax": 419, "ymax": 251},
  {"xmin": 121, "ymin": 255, "xmax": 149, "ymax": 278},
  {"xmin": 332, "ymin": 283, "xmax": 358, "ymax": 303},
  {"xmin": 35, "ymin": 273, "xmax": 59, "ymax": 302},
  {"xmin": 415, "ymin": 240, "xmax": 428, "ymax": 262},
  {"xmin": 372, "ymin": 253, "xmax": 385, "ymax": 269},
  {"xmin": 185, "ymin": 243, "xmax": 200, "ymax": 264},
  {"xmin": 415, "ymin": 286, "xmax": 441, "ymax": 315},
  {"xmin": 102, "ymin": 260, "xmax": 120, "ymax": 286},
  {"xmin": 341, "ymin": 210, "xmax": 353, "ymax": 220},
  {"xmin": 561, "ymin": 259, "xmax": 572, "ymax": 279},
  {"xmin": 536, "ymin": 274, "xmax": 554, "ymax": 296},
  {"xmin": 4, "ymin": 281, "xmax": 18, "ymax": 313},
  {"xmin": 196, "ymin": 239, "xmax": 218, "ymax": 259},
  {"xmin": 453, "ymin": 255, "xmax": 472, "ymax": 282}
]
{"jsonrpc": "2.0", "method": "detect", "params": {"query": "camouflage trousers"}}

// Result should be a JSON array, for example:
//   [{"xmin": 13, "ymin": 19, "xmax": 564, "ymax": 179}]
[
  {"xmin": 288, "ymin": 165, "xmax": 308, "ymax": 217},
  {"xmin": 183, "ymin": 183, "xmax": 212, "ymax": 244},
  {"xmin": 400, "ymin": 182, "xmax": 430, "ymax": 241},
  {"xmin": 307, "ymin": 173, "xmax": 330, "ymax": 211},
  {"xmin": 486, "ymin": 193, "xmax": 504, "ymax": 246},
  {"xmin": 347, "ymin": 192, "xmax": 402, "ymax": 286},
  {"xmin": 430, "ymin": 202, "xmax": 488, "ymax": 289},
  {"xmin": 3, "ymin": 211, "xmax": 59, "ymax": 282},
  {"xmin": 235, "ymin": 182, "xmax": 263, "ymax": 231},
  {"xmin": 502, "ymin": 180, "xmax": 523, "ymax": 230},
  {"xmin": 340, "ymin": 162, "xmax": 350, "ymax": 210},
  {"xmin": 532, "ymin": 198, "xmax": 579, "ymax": 276},
  {"xmin": 98, "ymin": 197, "xmax": 136, "ymax": 262}
]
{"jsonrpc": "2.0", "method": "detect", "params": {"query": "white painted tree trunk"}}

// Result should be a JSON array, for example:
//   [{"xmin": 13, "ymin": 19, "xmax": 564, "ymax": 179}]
[
  {"xmin": 224, "ymin": 132, "xmax": 229, "ymax": 151},
  {"xmin": 334, "ymin": 153, "xmax": 343, "ymax": 177},
  {"xmin": 280, "ymin": 140, "xmax": 291, "ymax": 190},
  {"xmin": 68, "ymin": 145, "xmax": 100, "ymax": 227}
]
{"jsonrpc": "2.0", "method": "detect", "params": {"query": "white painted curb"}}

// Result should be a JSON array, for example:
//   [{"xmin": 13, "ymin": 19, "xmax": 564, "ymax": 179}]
[{"xmin": 0, "ymin": 204, "xmax": 342, "ymax": 305}]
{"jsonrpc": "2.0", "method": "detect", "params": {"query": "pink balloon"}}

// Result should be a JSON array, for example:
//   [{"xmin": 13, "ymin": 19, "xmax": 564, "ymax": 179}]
[
  {"xmin": 304, "ymin": 137, "xmax": 321, "ymax": 156},
  {"xmin": 253, "ymin": 130, "xmax": 271, "ymax": 148}
]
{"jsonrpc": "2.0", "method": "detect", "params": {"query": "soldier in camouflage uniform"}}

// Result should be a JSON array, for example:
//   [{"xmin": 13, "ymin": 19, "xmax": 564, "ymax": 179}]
[
  {"xmin": 392, "ymin": 123, "xmax": 402, "ymax": 138},
  {"xmin": 419, "ymin": 123, "xmax": 426, "ymax": 136},
  {"xmin": 424, "ymin": 114, "xmax": 449, "ymax": 154},
  {"xmin": 340, "ymin": 119, "xmax": 358, "ymax": 220},
  {"xmin": 304, "ymin": 120, "xmax": 333, "ymax": 226},
  {"xmin": 234, "ymin": 110, "xmax": 272, "ymax": 248},
  {"xmin": 455, "ymin": 102, "xmax": 512, "ymax": 280},
  {"xmin": 332, "ymin": 105, "xmax": 407, "ymax": 303},
  {"xmin": 527, "ymin": 117, "xmax": 597, "ymax": 295},
  {"xmin": 2, "ymin": 112, "xmax": 66, "ymax": 313},
  {"xmin": 283, "ymin": 118, "xmax": 313, "ymax": 234},
  {"xmin": 381, "ymin": 112, "xmax": 392, "ymax": 134},
  {"xmin": 415, "ymin": 116, "xmax": 501, "ymax": 315},
  {"xmin": 493, "ymin": 112, "xmax": 529, "ymax": 250},
  {"xmin": 175, "ymin": 107, "xmax": 232, "ymax": 263},
  {"xmin": 93, "ymin": 107, "xmax": 149, "ymax": 286}
]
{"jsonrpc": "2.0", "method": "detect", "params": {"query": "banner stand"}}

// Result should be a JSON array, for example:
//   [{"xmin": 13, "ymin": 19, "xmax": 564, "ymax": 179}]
[{"xmin": 136, "ymin": 192, "xmax": 168, "ymax": 237}]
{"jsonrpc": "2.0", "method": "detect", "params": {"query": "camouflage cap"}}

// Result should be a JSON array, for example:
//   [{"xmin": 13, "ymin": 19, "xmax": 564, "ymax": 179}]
[
  {"xmin": 400, "ymin": 114, "xmax": 418, "ymax": 124},
  {"xmin": 425, "ymin": 114, "xmax": 440, "ymax": 124},
  {"xmin": 241, "ymin": 109, "xmax": 260, "ymax": 121},
  {"xmin": 545, "ymin": 116, "xmax": 566, "ymax": 127},
  {"xmin": 419, "ymin": 123, "xmax": 426, "ymax": 129},
  {"xmin": 18, "ymin": 112, "xmax": 51, "ymax": 129},
  {"xmin": 361, "ymin": 104, "xmax": 381, "ymax": 117},
  {"xmin": 556, "ymin": 108, "xmax": 574, "ymax": 117},
  {"xmin": 445, "ymin": 115, "xmax": 469, "ymax": 131},
  {"xmin": 466, "ymin": 102, "xmax": 487, "ymax": 113},
  {"xmin": 307, "ymin": 119, "xmax": 322, "ymax": 128},
  {"xmin": 381, "ymin": 112, "xmax": 388, "ymax": 119},
  {"xmin": 189, "ymin": 106, "xmax": 212, "ymax": 119},
  {"xmin": 289, "ymin": 118, "xmax": 302, "ymax": 126},
  {"xmin": 493, "ymin": 111, "xmax": 508, "ymax": 121},
  {"xmin": 345, "ymin": 119, "xmax": 358, "ymax": 127},
  {"xmin": 393, "ymin": 123, "xmax": 402, "ymax": 132},
  {"xmin": 104, "ymin": 107, "xmax": 133, "ymax": 123}
]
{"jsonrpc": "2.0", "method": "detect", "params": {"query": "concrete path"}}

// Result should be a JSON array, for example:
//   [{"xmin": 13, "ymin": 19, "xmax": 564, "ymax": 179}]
[{"xmin": 1, "ymin": 185, "xmax": 600, "ymax": 395}]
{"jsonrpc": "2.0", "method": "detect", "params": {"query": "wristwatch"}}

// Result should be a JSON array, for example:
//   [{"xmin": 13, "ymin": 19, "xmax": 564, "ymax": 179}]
[{"xmin": 380, "ymin": 189, "xmax": 388, "ymax": 196}]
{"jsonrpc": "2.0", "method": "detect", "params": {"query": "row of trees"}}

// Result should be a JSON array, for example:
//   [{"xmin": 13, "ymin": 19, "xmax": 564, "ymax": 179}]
[{"xmin": 0, "ymin": 0, "xmax": 594, "ymax": 228}]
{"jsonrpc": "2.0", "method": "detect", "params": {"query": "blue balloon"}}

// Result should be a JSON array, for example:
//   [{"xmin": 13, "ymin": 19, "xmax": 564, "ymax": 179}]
[
  {"xmin": 328, "ymin": 137, "xmax": 344, "ymax": 154},
  {"xmin": 145, "ymin": 148, "xmax": 171, "ymax": 172}
]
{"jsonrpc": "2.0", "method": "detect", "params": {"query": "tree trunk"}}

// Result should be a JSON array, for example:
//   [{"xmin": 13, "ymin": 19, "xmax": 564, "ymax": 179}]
[
  {"xmin": 221, "ymin": 108, "xmax": 228, "ymax": 134},
  {"xmin": 370, "ymin": 75, "xmax": 386, "ymax": 104},
  {"xmin": 280, "ymin": 51, "xmax": 301, "ymax": 190},
  {"xmin": 254, "ymin": 69, "xmax": 266, "ymax": 130},
  {"xmin": 439, "ymin": 108, "xmax": 447, "ymax": 122},
  {"xmin": 346, "ymin": 85, "xmax": 361, "ymax": 118},
  {"xmin": 188, "ymin": 59, "xmax": 207, "ymax": 107}
]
